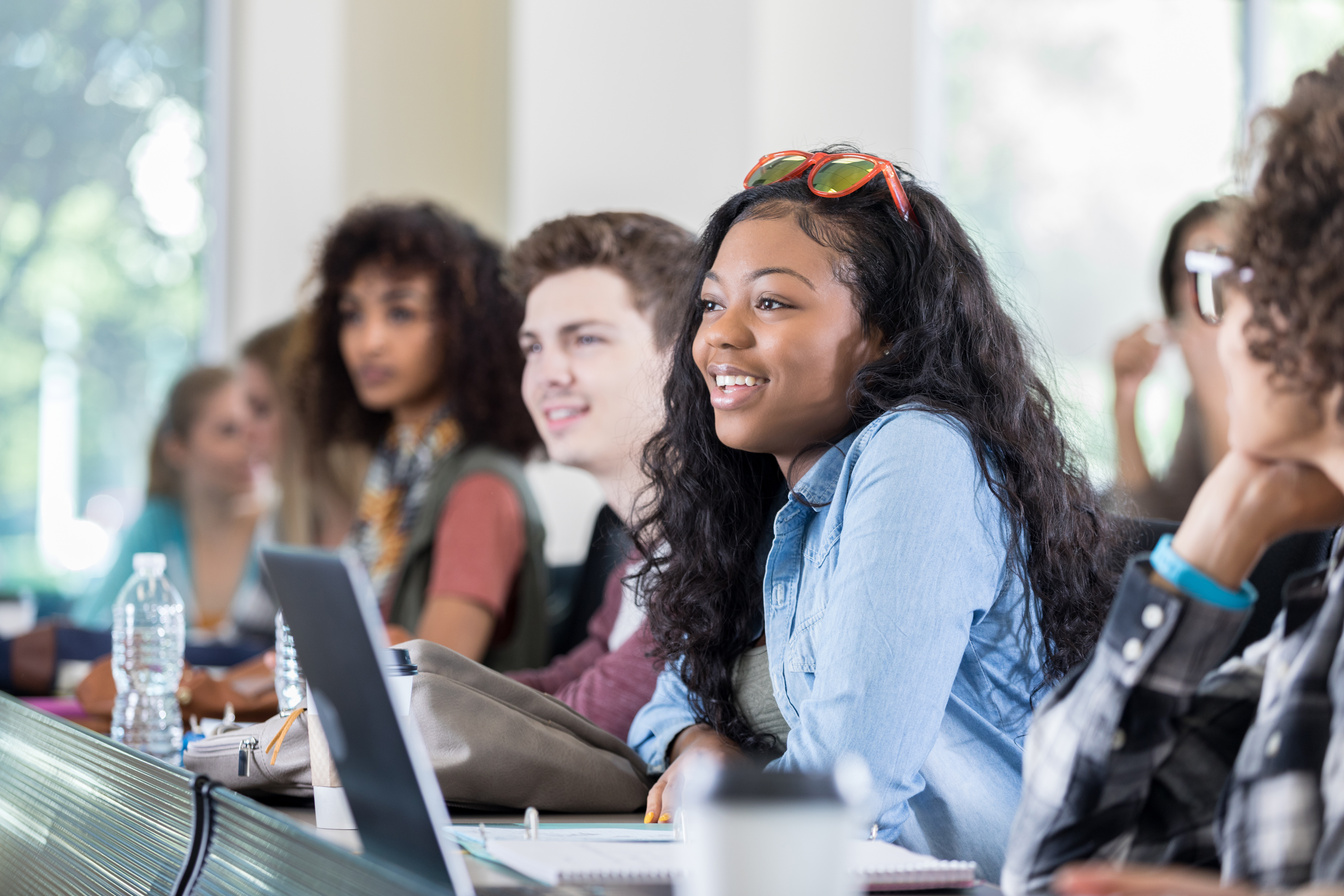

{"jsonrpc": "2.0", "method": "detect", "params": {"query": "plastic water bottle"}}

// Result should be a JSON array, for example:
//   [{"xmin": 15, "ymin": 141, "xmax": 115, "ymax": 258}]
[
  {"xmin": 110, "ymin": 552, "xmax": 185, "ymax": 764},
  {"xmin": 274, "ymin": 610, "xmax": 306, "ymax": 714}
]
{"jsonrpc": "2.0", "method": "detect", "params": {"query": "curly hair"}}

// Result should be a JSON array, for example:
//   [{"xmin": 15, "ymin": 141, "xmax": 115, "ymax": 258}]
[
  {"xmin": 293, "ymin": 201, "xmax": 540, "ymax": 469},
  {"xmin": 634, "ymin": 161, "xmax": 1121, "ymax": 752},
  {"xmin": 503, "ymin": 211, "xmax": 698, "ymax": 351},
  {"xmin": 1237, "ymin": 50, "xmax": 1344, "ymax": 420}
]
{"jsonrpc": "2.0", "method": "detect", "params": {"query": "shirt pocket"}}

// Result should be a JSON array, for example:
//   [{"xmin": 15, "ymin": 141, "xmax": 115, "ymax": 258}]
[{"xmin": 781, "ymin": 633, "xmax": 817, "ymax": 718}]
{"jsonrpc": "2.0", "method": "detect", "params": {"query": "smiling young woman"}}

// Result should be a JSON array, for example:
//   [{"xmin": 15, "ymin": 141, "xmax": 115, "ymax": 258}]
[
  {"xmin": 292, "ymin": 201, "xmax": 548, "ymax": 670},
  {"xmin": 628, "ymin": 149, "xmax": 1121, "ymax": 881}
]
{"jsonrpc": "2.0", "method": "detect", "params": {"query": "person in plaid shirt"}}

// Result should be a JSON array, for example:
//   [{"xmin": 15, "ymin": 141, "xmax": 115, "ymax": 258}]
[{"xmin": 1003, "ymin": 51, "xmax": 1344, "ymax": 896}]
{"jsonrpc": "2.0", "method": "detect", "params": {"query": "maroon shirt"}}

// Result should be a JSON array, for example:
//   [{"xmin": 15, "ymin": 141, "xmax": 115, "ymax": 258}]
[{"xmin": 508, "ymin": 557, "xmax": 661, "ymax": 740}]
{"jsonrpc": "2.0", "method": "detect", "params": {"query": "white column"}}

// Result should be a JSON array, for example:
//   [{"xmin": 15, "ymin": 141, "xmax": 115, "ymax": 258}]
[{"xmin": 225, "ymin": 0, "xmax": 347, "ymax": 346}]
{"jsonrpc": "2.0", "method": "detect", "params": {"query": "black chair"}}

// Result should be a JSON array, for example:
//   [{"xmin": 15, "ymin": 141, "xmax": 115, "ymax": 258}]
[
  {"xmin": 545, "ymin": 505, "xmax": 632, "ymax": 659},
  {"xmin": 1118, "ymin": 518, "xmax": 1335, "ymax": 659}
]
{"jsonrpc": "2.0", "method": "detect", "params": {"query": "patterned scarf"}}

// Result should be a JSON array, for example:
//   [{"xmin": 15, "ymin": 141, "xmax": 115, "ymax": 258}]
[{"xmin": 350, "ymin": 409, "xmax": 464, "ymax": 609}]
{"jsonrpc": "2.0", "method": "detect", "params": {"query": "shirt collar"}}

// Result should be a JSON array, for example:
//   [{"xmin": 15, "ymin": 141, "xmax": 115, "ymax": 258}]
[{"xmin": 788, "ymin": 429, "xmax": 862, "ymax": 507}]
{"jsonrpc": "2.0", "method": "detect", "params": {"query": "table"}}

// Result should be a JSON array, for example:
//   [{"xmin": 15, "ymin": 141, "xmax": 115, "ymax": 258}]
[
  {"xmin": 0, "ymin": 692, "xmax": 999, "ymax": 896},
  {"xmin": 278, "ymin": 805, "xmax": 657, "ymax": 892}
]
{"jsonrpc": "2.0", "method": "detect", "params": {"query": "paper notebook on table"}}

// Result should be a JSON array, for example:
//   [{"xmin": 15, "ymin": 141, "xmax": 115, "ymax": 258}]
[{"xmin": 479, "ymin": 839, "xmax": 978, "ymax": 890}]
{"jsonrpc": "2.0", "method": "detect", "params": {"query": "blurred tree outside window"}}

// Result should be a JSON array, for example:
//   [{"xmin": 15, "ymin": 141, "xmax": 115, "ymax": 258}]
[
  {"xmin": 0, "ymin": 0, "xmax": 208, "ymax": 602},
  {"xmin": 939, "ymin": 0, "xmax": 1344, "ymax": 488}
]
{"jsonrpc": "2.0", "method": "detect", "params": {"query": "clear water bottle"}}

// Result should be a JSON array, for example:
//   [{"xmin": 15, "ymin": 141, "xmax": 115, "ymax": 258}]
[
  {"xmin": 274, "ymin": 610, "xmax": 306, "ymax": 714},
  {"xmin": 110, "ymin": 552, "xmax": 185, "ymax": 764}
]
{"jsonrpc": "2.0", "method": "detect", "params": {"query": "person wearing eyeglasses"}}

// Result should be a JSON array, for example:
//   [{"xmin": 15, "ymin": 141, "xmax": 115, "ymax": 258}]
[
  {"xmin": 1003, "ymin": 51, "xmax": 1344, "ymax": 896},
  {"xmin": 1110, "ymin": 196, "xmax": 1246, "ymax": 521},
  {"xmin": 627, "ymin": 147, "xmax": 1122, "ymax": 881}
]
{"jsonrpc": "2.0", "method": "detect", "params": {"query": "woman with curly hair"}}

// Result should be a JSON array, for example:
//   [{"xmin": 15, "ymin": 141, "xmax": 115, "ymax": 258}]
[
  {"xmin": 1004, "ymin": 50, "xmax": 1344, "ymax": 896},
  {"xmin": 292, "ymin": 201, "xmax": 548, "ymax": 670},
  {"xmin": 628, "ymin": 149, "xmax": 1120, "ymax": 880}
]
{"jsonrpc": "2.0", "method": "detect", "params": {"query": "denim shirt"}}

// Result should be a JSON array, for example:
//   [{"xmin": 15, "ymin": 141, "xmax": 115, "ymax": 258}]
[{"xmin": 628, "ymin": 408, "xmax": 1044, "ymax": 882}]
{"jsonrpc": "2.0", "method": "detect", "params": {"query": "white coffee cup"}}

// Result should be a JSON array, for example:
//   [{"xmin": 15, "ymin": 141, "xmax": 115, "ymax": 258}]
[{"xmin": 676, "ymin": 758, "xmax": 864, "ymax": 896}]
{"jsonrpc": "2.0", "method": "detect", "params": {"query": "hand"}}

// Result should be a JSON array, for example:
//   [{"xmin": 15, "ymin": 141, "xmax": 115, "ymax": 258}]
[
  {"xmin": 1053, "ymin": 862, "xmax": 1256, "ymax": 896},
  {"xmin": 643, "ymin": 725, "xmax": 741, "ymax": 823},
  {"xmin": 1113, "ymin": 323, "xmax": 1165, "ymax": 402},
  {"xmin": 1171, "ymin": 451, "xmax": 1344, "ymax": 589}
]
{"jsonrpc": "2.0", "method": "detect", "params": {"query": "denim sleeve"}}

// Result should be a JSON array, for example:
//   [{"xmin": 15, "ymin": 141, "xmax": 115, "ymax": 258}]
[
  {"xmin": 1000, "ymin": 559, "xmax": 1256, "ymax": 896},
  {"xmin": 628, "ymin": 660, "xmax": 698, "ymax": 772},
  {"xmin": 768, "ymin": 413, "xmax": 1010, "ymax": 840}
]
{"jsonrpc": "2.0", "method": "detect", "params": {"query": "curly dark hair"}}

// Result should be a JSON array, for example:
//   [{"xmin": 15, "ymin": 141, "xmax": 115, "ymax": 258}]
[
  {"xmin": 294, "ymin": 201, "xmax": 539, "ymax": 467},
  {"xmin": 1237, "ymin": 50, "xmax": 1344, "ymax": 420},
  {"xmin": 634, "ymin": 161, "xmax": 1121, "ymax": 752}
]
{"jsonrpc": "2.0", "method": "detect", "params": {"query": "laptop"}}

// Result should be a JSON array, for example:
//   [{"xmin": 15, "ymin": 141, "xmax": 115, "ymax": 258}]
[{"xmin": 261, "ymin": 545, "xmax": 476, "ymax": 894}]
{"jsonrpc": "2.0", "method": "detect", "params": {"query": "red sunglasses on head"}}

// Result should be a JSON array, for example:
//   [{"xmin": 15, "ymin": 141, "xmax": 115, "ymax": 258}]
[{"xmin": 743, "ymin": 150, "xmax": 915, "ymax": 223}]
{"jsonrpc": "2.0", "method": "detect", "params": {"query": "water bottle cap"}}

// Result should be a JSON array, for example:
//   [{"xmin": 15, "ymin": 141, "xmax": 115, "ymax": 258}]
[{"xmin": 131, "ymin": 553, "xmax": 168, "ymax": 577}]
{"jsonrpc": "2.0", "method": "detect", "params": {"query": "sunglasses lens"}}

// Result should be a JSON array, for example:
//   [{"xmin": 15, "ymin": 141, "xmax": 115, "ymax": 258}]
[
  {"xmin": 811, "ymin": 157, "xmax": 877, "ymax": 195},
  {"xmin": 747, "ymin": 154, "xmax": 811, "ymax": 187}
]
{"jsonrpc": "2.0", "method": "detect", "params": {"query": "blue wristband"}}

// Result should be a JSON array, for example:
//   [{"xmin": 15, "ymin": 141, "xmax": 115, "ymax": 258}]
[{"xmin": 1148, "ymin": 534, "xmax": 1258, "ymax": 610}]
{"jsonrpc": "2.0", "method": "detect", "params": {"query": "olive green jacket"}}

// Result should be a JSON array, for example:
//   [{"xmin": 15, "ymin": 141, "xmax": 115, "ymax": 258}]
[{"xmin": 386, "ymin": 445, "xmax": 549, "ymax": 672}]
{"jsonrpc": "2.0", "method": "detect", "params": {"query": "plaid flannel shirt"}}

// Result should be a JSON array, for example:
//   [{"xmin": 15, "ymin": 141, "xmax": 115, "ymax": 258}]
[{"xmin": 1002, "ymin": 541, "xmax": 1344, "ymax": 895}]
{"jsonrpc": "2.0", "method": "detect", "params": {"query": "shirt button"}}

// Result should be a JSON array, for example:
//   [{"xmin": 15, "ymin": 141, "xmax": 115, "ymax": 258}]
[
  {"xmin": 1141, "ymin": 604, "xmax": 1165, "ymax": 630},
  {"xmin": 1266, "ymin": 731, "xmax": 1281, "ymax": 757},
  {"xmin": 1111, "ymin": 730, "xmax": 1126, "ymax": 751},
  {"xmin": 1122, "ymin": 638, "xmax": 1144, "ymax": 662}
]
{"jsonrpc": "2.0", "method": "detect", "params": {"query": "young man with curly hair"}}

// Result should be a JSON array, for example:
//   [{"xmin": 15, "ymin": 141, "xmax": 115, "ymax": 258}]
[
  {"xmin": 1004, "ymin": 50, "xmax": 1344, "ymax": 896},
  {"xmin": 503, "ymin": 211, "xmax": 697, "ymax": 739}
]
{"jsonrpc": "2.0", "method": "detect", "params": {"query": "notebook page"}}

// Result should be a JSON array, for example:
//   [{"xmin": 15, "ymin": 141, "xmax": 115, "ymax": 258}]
[{"xmin": 484, "ymin": 840, "xmax": 978, "ymax": 889}]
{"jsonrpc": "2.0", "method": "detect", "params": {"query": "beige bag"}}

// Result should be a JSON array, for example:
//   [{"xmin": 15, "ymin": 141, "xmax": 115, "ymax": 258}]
[{"xmin": 186, "ymin": 640, "xmax": 651, "ymax": 812}]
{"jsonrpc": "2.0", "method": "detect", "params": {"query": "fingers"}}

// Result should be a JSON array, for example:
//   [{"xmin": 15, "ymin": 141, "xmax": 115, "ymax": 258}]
[
  {"xmin": 1054, "ymin": 862, "xmax": 1247, "ymax": 896},
  {"xmin": 1112, "ymin": 327, "xmax": 1164, "ymax": 385},
  {"xmin": 644, "ymin": 773, "xmax": 666, "ymax": 824}
]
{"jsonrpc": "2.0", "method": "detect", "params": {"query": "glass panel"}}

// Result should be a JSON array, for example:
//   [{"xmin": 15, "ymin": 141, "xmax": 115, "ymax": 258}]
[
  {"xmin": 0, "ymin": 1, "xmax": 208, "ymax": 603},
  {"xmin": 940, "ymin": 0, "xmax": 1240, "ymax": 483},
  {"xmin": 811, "ymin": 157, "xmax": 877, "ymax": 194},
  {"xmin": 747, "ymin": 153, "xmax": 811, "ymax": 187},
  {"xmin": 1267, "ymin": 0, "xmax": 1344, "ymax": 107}
]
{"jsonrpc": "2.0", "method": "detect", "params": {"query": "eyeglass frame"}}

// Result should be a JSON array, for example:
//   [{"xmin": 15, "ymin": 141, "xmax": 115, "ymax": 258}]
[{"xmin": 1184, "ymin": 249, "xmax": 1253, "ymax": 325}]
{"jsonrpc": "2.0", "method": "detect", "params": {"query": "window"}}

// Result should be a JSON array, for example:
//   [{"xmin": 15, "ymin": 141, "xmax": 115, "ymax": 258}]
[
  {"xmin": 0, "ymin": 1, "xmax": 209, "ymax": 599},
  {"xmin": 938, "ymin": 0, "xmax": 1344, "ymax": 484}
]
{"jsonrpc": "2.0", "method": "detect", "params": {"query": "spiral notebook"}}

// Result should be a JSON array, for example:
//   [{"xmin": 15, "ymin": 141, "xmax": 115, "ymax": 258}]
[{"xmin": 482, "ymin": 839, "xmax": 978, "ymax": 890}]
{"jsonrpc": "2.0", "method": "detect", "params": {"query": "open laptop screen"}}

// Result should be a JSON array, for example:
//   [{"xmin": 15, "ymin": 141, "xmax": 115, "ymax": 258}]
[{"xmin": 262, "ymin": 545, "xmax": 475, "ymax": 895}]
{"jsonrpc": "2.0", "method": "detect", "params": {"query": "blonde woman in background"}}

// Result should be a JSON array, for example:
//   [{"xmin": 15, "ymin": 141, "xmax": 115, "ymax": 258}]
[
  {"xmin": 239, "ymin": 316, "xmax": 365, "ymax": 550},
  {"xmin": 74, "ymin": 366, "xmax": 270, "ymax": 642}
]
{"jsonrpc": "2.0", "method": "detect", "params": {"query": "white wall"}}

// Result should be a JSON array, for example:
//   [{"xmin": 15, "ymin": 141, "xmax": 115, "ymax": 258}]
[
  {"xmin": 226, "ymin": 0, "xmax": 346, "ymax": 341},
  {"xmin": 224, "ymin": 0, "xmax": 511, "ymax": 344},
  {"xmin": 508, "ymin": 0, "xmax": 923, "ymax": 240}
]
